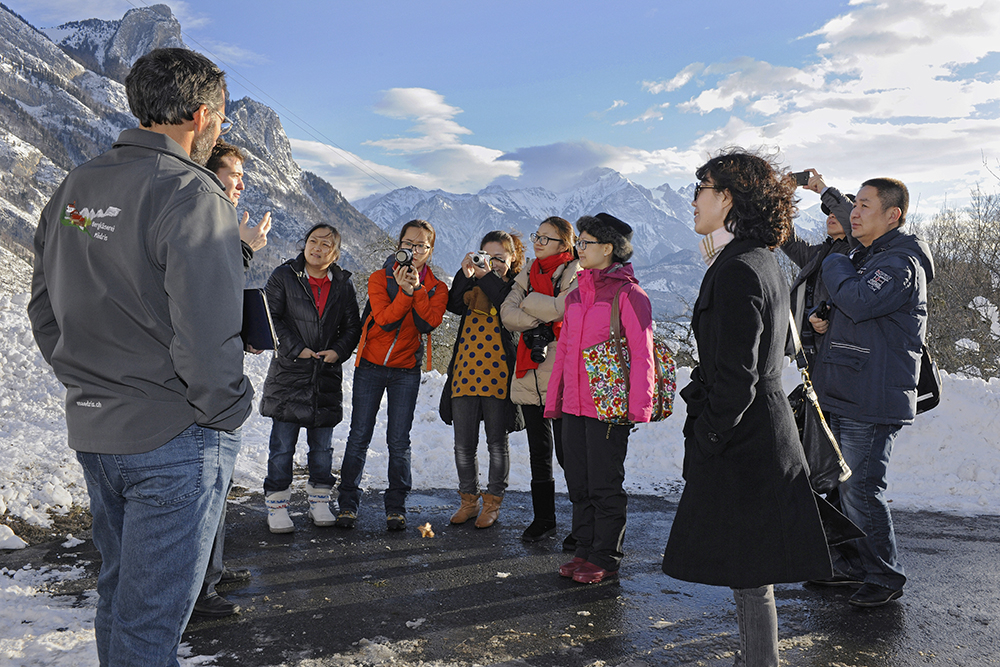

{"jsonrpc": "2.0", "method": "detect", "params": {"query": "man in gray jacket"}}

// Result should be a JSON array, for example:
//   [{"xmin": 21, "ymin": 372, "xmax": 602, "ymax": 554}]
[{"xmin": 28, "ymin": 48, "xmax": 253, "ymax": 666}]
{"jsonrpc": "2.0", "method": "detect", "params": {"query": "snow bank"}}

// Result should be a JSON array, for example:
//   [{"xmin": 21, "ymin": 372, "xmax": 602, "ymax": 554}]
[{"xmin": 1, "ymin": 289, "xmax": 998, "ymax": 540}]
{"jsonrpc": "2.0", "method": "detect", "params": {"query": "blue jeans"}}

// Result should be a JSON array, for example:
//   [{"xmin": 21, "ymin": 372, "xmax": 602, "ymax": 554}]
[
  {"xmin": 338, "ymin": 362, "xmax": 421, "ymax": 515},
  {"xmin": 452, "ymin": 395, "xmax": 509, "ymax": 496},
  {"xmin": 828, "ymin": 413, "xmax": 906, "ymax": 590},
  {"xmin": 76, "ymin": 424, "xmax": 240, "ymax": 667},
  {"xmin": 201, "ymin": 480, "xmax": 232, "ymax": 598},
  {"xmin": 263, "ymin": 420, "xmax": 335, "ymax": 494}
]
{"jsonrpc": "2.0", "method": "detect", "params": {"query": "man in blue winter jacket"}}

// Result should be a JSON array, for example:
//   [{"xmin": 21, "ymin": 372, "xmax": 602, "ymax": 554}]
[{"xmin": 809, "ymin": 177, "xmax": 933, "ymax": 607}]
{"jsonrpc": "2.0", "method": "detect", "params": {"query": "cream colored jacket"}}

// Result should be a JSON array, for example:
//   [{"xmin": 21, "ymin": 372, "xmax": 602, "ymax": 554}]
[{"xmin": 500, "ymin": 258, "xmax": 580, "ymax": 406}]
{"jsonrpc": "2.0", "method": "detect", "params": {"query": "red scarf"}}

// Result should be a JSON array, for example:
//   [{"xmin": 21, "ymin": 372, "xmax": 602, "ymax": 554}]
[
  {"xmin": 308, "ymin": 274, "xmax": 331, "ymax": 319},
  {"xmin": 516, "ymin": 252, "xmax": 574, "ymax": 377}
]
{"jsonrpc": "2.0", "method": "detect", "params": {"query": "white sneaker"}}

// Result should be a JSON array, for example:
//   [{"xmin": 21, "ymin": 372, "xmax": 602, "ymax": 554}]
[
  {"xmin": 305, "ymin": 484, "xmax": 336, "ymax": 527},
  {"xmin": 265, "ymin": 490, "xmax": 295, "ymax": 533}
]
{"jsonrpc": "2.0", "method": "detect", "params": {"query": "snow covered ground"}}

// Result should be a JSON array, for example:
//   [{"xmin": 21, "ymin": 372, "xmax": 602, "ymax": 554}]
[{"xmin": 1, "ymin": 286, "xmax": 999, "ymax": 664}]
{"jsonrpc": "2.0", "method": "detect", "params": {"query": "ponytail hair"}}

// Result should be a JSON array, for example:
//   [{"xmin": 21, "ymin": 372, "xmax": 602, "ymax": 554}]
[{"xmin": 480, "ymin": 229, "xmax": 526, "ymax": 276}]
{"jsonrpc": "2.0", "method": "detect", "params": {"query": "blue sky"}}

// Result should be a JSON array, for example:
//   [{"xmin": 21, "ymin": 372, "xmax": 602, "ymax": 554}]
[{"xmin": 13, "ymin": 0, "xmax": 1000, "ymax": 213}]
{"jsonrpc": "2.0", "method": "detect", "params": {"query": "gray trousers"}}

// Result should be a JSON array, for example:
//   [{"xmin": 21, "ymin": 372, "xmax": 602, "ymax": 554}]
[{"xmin": 732, "ymin": 585, "xmax": 778, "ymax": 667}]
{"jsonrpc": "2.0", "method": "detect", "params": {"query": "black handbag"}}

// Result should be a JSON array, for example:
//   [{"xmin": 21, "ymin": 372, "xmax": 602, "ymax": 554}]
[
  {"xmin": 916, "ymin": 344, "xmax": 942, "ymax": 414},
  {"xmin": 787, "ymin": 313, "xmax": 852, "ymax": 494}
]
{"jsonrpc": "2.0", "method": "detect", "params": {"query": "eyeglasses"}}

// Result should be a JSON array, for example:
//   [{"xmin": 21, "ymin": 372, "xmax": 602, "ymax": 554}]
[
  {"xmin": 400, "ymin": 240, "xmax": 431, "ymax": 253},
  {"xmin": 530, "ymin": 233, "xmax": 558, "ymax": 245},
  {"xmin": 211, "ymin": 108, "xmax": 232, "ymax": 135},
  {"xmin": 692, "ymin": 183, "xmax": 718, "ymax": 201},
  {"xmin": 575, "ymin": 238, "xmax": 605, "ymax": 251}
]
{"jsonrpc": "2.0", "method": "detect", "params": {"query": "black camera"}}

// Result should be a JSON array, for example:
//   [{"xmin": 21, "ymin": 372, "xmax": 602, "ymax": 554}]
[
  {"xmin": 394, "ymin": 248, "xmax": 413, "ymax": 267},
  {"xmin": 811, "ymin": 300, "xmax": 831, "ymax": 320},
  {"xmin": 792, "ymin": 170, "xmax": 810, "ymax": 186},
  {"xmin": 522, "ymin": 324, "xmax": 556, "ymax": 363}
]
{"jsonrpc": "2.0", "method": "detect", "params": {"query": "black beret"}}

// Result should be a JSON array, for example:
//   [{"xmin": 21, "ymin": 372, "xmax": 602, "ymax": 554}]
[{"xmin": 595, "ymin": 212, "xmax": 633, "ymax": 242}]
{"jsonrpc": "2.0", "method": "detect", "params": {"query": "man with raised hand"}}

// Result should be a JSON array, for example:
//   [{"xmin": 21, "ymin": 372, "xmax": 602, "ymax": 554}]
[
  {"xmin": 810, "ymin": 177, "xmax": 933, "ymax": 607},
  {"xmin": 28, "ymin": 48, "xmax": 252, "ymax": 665},
  {"xmin": 191, "ymin": 139, "xmax": 273, "ymax": 618},
  {"xmin": 207, "ymin": 139, "xmax": 272, "ymax": 269}
]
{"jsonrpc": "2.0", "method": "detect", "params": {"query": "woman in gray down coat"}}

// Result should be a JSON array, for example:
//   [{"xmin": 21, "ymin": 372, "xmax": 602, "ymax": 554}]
[
  {"xmin": 260, "ymin": 223, "xmax": 361, "ymax": 533},
  {"xmin": 500, "ymin": 216, "xmax": 579, "ymax": 544},
  {"xmin": 662, "ymin": 150, "xmax": 831, "ymax": 667}
]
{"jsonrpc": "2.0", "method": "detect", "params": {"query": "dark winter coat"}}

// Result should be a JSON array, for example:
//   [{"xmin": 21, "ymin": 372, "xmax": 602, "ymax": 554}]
[
  {"xmin": 813, "ymin": 228, "xmax": 933, "ymax": 425},
  {"xmin": 440, "ymin": 269, "xmax": 524, "ymax": 433},
  {"xmin": 781, "ymin": 186, "xmax": 854, "ymax": 360},
  {"xmin": 260, "ymin": 254, "xmax": 362, "ymax": 428},
  {"xmin": 662, "ymin": 238, "xmax": 831, "ymax": 589}
]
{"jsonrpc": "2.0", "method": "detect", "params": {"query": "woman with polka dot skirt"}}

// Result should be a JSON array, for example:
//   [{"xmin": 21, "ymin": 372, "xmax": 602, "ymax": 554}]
[{"xmin": 441, "ymin": 230, "xmax": 526, "ymax": 528}]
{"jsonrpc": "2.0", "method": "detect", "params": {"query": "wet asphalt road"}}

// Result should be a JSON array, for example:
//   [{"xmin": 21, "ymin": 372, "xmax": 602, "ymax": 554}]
[{"xmin": 13, "ymin": 489, "xmax": 1000, "ymax": 666}]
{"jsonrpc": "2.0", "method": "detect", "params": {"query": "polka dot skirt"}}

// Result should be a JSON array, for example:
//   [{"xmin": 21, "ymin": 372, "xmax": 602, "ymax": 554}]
[{"xmin": 452, "ymin": 308, "xmax": 508, "ymax": 399}]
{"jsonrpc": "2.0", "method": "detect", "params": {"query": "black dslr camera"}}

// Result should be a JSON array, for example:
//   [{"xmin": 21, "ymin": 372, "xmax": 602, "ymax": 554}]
[
  {"xmin": 521, "ymin": 324, "xmax": 556, "ymax": 363},
  {"xmin": 394, "ymin": 248, "xmax": 413, "ymax": 267}
]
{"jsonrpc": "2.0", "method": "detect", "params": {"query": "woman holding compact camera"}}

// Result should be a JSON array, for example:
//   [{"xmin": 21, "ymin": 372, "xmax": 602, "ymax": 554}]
[
  {"xmin": 500, "ymin": 216, "xmax": 580, "ymax": 543},
  {"xmin": 335, "ymin": 219, "xmax": 448, "ymax": 532},
  {"xmin": 441, "ymin": 231, "xmax": 526, "ymax": 528},
  {"xmin": 545, "ymin": 213, "xmax": 655, "ymax": 584}
]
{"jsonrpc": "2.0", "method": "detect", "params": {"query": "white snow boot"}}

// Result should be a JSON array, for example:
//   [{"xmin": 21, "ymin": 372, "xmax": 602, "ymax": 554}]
[
  {"xmin": 265, "ymin": 489, "xmax": 295, "ymax": 533},
  {"xmin": 306, "ymin": 484, "xmax": 337, "ymax": 527}
]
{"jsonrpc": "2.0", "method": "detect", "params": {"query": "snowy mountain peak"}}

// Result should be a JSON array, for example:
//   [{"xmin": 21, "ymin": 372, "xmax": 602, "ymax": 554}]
[{"xmin": 44, "ymin": 4, "xmax": 185, "ymax": 83}]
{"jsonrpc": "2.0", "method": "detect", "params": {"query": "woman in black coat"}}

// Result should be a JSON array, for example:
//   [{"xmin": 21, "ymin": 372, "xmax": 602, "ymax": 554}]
[
  {"xmin": 261, "ymin": 223, "xmax": 361, "ymax": 533},
  {"xmin": 441, "ymin": 230, "xmax": 525, "ymax": 529},
  {"xmin": 662, "ymin": 150, "xmax": 831, "ymax": 667}
]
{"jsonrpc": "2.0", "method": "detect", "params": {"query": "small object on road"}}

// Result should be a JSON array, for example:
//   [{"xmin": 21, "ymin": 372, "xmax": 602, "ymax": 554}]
[
  {"xmin": 496, "ymin": 572, "xmax": 511, "ymax": 578},
  {"xmin": 405, "ymin": 618, "xmax": 426, "ymax": 629},
  {"xmin": 418, "ymin": 522, "xmax": 434, "ymax": 537}
]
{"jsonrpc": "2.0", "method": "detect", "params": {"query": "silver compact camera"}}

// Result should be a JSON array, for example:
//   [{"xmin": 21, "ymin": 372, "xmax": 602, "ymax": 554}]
[
  {"xmin": 394, "ymin": 248, "xmax": 414, "ymax": 267},
  {"xmin": 471, "ymin": 251, "xmax": 490, "ymax": 269}
]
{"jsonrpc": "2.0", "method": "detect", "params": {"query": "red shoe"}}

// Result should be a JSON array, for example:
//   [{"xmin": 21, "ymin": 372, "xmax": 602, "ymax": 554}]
[
  {"xmin": 571, "ymin": 561, "xmax": 618, "ymax": 584},
  {"xmin": 559, "ymin": 557, "xmax": 586, "ymax": 577}
]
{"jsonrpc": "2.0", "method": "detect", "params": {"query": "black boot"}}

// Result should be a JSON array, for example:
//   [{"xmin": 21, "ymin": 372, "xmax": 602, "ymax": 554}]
[{"xmin": 522, "ymin": 480, "xmax": 557, "ymax": 542}]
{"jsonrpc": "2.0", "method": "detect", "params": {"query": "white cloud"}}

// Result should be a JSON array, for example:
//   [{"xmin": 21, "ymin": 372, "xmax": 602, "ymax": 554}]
[
  {"xmin": 643, "ymin": 63, "xmax": 704, "ymax": 94},
  {"xmin": 632, "ymin": 0, "xmax": 1000, "ymax": 208},
  {"xmin": 493, "ymin": 140, "xmax": 699, "ymax": 193},
  {"xmin": 293, "ymin": 88, "xmax": 520, "ymax": 200},
  {"xmin": 290, "ymin": 139, "xmax": 434, "ymax": 202},
  {"xmin": 189, "ymin": 37, "xmax": 269, "ymax": 67},
  {"xmin": 613, "ymin": 103, "xmax": 671, "ymax": 126}
]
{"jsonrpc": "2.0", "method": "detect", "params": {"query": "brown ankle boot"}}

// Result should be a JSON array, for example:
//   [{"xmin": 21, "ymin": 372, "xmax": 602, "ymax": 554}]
[
  {"xmin": 475, "ymin": 493, "xmax": 502, "ymax": 529},
  {"xmin": 450, "ymin": 492, "xmax": 481, "ymax": 524}
]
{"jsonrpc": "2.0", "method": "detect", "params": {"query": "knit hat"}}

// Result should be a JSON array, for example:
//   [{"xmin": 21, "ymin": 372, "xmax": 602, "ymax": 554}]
[
  {"xmin": 577, "ymin": 213, "xmax": 634, "ymax": 263},
  {"xmin": 822, "ymin": 192, "xmax": 855, "ymax": 216}
]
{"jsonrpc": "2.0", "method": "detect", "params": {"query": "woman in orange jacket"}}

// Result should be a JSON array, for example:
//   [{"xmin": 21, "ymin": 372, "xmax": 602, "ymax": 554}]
[{"xmin": 335, "ymin": 219, "xmax": 448, "ymax": 531}]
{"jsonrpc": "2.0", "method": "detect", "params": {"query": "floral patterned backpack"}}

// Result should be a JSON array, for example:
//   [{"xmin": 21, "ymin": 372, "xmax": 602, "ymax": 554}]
[{"xmin": 582, "ymin": 285, "xmax": 676, "ymax": 425}]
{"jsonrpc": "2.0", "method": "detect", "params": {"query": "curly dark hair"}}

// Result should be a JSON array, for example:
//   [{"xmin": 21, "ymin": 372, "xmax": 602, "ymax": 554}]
[{"xmin": 695, "ymin": 148, "xmax": 796, "ymax": 248}]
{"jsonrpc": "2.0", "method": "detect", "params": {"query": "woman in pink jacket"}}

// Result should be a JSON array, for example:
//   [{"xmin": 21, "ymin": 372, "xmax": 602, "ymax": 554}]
[{"xmin": 545, "ymin": 213, "xmax": 655, "ymax": 584}]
